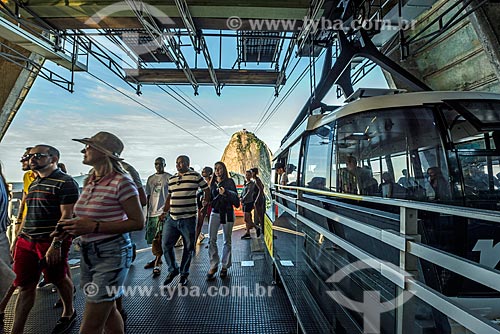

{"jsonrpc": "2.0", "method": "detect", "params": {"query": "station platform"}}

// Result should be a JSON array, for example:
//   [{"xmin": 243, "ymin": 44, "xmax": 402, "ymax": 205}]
[{"xmin": 2, "ymin": 218, "xmax": 298, "ymax": 333}]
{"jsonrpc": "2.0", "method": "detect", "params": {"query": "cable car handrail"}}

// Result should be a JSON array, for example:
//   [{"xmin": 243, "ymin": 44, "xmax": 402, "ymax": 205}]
[
  {"xmin": 408, "ymin": 241, "xmax": 500, "ymax": 292},
  {"xmin": 297, "ymin": 199, "xmax": 407, "ymax": 251},
  {"xmin": 296, "ymin": 213, "xmax": 409, "ymax": 288},
  {"xmin": 407, "ymin": 280, "xmax": 500, "ymax": 334},
  {"xmin": 278, "ymin": 184, "xmax": 500, "ymax": 292},
  {"xmin": 302, "ymin": 193, "xmax": 400, "ymax": 222},
  {"xmin": 273, "ymin": 184, "xmax": 500, "ymax": 333},
  {"xmin": 273, "ymin": 183, "xmax": 500, "ymax": 223}
]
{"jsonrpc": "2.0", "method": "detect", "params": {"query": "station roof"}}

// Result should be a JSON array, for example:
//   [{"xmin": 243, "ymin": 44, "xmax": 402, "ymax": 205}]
[{"xmin": 17, "ymin": 0, "xmax": 313, "ymax": 30}]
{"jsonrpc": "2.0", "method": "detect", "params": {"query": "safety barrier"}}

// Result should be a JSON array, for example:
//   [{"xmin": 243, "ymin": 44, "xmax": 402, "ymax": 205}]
[{"xmin": 272, "ymin": 184, "xmax": 500, "ymax": 334}]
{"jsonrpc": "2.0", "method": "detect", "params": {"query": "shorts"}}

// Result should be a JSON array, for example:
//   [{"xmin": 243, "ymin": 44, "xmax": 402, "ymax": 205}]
[
  {"xmin": 243, "ymin": 202, "xmax": 255, "ymax": 213},
  {"xmin": 145, "ymin": 216, "xmax": 162, "ymax": 244},
  {"xmin": 13, "ymin": 236, "xmax": 70, "ymax": 287},
  {"xmin": 79, "ymin": 234, "xmax": 132, "ymax": 303}
]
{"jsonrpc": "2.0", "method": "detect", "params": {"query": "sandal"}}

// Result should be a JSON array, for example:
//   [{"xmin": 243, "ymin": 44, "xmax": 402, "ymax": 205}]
[
  {"xmin": 206, "ymin": 267, "xmax": 217, "ymax": 280},
  {"xmin": 153, "ymin": 266, "xmax": 161, "ymax": 276},
  {"xmin": 220, "ymin": 268, "xmax": 228, "ymax": 279}
]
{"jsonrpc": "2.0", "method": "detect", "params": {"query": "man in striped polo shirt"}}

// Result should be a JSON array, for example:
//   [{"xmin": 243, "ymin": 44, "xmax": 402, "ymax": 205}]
[
  {"xmin": 160, "ymin": 155, "xmax": 210, "ymax": 286},
  {"xmin": 11, "ymin": 145, "xmax": 79, "ymax": 334}
]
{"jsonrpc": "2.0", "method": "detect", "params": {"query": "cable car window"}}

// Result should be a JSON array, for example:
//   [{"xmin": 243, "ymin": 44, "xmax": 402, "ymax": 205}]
[
  {"xmin": 446, "ymin": 100, "xmax": 500, "ymax": 130},
  {"xmin": 442, "ymin": 104, "xmax": 500, "ymax": 209},
  {"xmin": 336, "ymin": 107, "xmax": 450, "ymax": 201},
  {"xmin": 285, "ymin": 141, "xmax": 301, "ymax": 186},
  {"xmin": 330, "ymin": 121, "xmax": 337, "ymax": 192},
  {"xmin": 303, "ymin": 125, "xmax": 331, "ymax": 190}
]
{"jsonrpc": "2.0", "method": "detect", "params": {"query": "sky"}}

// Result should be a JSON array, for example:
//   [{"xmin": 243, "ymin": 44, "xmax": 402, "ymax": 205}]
[{"xmin": 0, "ymin": 34, "xmax": 387, "ymax": 182}]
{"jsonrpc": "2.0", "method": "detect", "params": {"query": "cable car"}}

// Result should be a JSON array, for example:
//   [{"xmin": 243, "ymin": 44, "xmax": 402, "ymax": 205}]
[{"xmin": 271, "ymin": 89, "xmax": 500, "ymax": 333}]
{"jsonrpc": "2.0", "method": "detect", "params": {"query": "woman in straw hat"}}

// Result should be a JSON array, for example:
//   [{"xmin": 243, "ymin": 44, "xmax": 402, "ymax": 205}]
[{"xmin": 56, "ymin": 131, "xmax": 144, "ymax": 334}]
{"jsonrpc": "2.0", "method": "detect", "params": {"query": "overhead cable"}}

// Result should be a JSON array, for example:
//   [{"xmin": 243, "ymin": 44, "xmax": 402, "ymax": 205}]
[
  {"xmin": 85, "ymin": 71, "xmax": 219, "ymax": 150},
  {"xmin": 255, "ymin": 49, "xmax": 326, "ymax": 134}
]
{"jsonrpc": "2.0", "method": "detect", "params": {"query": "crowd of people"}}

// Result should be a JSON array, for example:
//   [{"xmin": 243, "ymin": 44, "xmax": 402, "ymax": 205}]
[{"xmin": 0, "ymin": 131, "xmax": 266, "ymax": 334}]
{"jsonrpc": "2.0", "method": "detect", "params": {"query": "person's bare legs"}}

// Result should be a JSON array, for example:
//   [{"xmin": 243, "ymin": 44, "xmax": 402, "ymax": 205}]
[
  {"xmin": 81, "ymin": 300, "xmax": 123, "ymax": 334},
  {"xmin": 53, "ymin": 275, "xmax": 74, "ymax": 317},
  {"xmin": 11, "ymin": 282, "xmax": 37, "ymax": 334},
  {"xmin": 196, "ymin": 208, "xmax": 207, "ymax": 241},
  {"xmin": 0, "ymin": 285, "xmax": 16, "ymax": 314}
]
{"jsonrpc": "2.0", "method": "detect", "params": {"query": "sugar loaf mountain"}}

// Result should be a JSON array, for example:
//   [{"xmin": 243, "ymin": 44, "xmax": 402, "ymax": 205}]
[{"xmin": 221, "ymin": 129, "xmax": 272, "ymax": 188}]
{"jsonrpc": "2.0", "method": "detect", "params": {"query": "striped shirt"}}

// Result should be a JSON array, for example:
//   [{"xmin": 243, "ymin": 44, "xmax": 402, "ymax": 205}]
[
  {"xmin": 169, "ymin": 171, "xmax": 208, "ymax": 220},
  {"xmin": 23, "ymin": 169, "xmax": 79, "ymax": 239},
  {"xmin": 75, "ymin": 172, "xmax": 138, "ymax": 243}
]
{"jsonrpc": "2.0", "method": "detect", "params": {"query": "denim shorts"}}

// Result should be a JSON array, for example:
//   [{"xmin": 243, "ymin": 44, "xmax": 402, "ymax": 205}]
[{"xmin": 79, "ymin": 234, "xmax": 132, "ymax": 303}]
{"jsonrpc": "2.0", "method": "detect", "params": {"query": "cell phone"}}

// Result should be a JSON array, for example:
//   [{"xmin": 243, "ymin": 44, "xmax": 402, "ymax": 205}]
[{"xmin": 56, "ymin": 224, "xmax": 64, "ymax": 232}]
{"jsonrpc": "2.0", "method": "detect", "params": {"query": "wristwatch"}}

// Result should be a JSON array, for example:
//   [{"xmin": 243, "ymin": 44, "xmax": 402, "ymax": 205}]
[{"xmin": 52, "ymin": 240, "xmax": 62, "ymax": 249}]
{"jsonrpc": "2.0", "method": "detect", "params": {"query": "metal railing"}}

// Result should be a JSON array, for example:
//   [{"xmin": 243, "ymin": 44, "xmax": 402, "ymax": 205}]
[{"xmin": 272, "ymin": 184, "xmax": 500, "ymax": 334}]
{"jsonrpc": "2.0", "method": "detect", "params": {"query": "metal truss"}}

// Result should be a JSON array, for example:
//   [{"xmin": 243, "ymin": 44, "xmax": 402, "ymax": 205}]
[
  {"xmin": 400, "ymin": 0, "xmax": 487, "ymax": 59},
  {"xmin": 284, "ymin": 28, "xmax": 431, "ymax": 141},
  {"xmin": 0, "ymin": 40, "xmax": 74, "ymax": 92},
  {"xmin": 124, "ymin": 0, "xmax": 199, "ymax": 95},
  {"xmin": 174, "ymin": 0, "xmax": 220, "ymax": 95},
  {"xmin": 275, "ymin": 32, "xmax": 299, "ymax": 96},
  {"xmin": 296, "ymin": 0, "xmax": 325, "ymax": 54},
  {"xmin": 75, "ymin": 34, "xmax": 142, "ymax": 95},
  {"xmin": 337, "ymin": 58, "xmax": 377, "ymax": 98},
  {"xmin": 0, "ymin": 0, "xmax": 87, "ymax": 72}
]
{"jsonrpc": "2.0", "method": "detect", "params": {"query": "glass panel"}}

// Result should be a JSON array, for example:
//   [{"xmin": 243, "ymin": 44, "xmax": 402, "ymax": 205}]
[
  {"xmin": 330, "ymin": 121, "xmax": 337, "ymax": 192},
  {"xmin": 336, "ymin": 107, "xmax": 451, "ymax": 201},
  {"xmin": 442, "ymin": 105, "xmax": 500, "ymax": 209},
  {"xmin": 452, "ymin": 100, "xmax": 500, "ymax": 125},
  {"xmin": 286, "ymin": 141, "xmax": 301, "ymax": 186},
  {"xmin": 303, "ymin": 125, "xmax": 331, "ymax": 190}
]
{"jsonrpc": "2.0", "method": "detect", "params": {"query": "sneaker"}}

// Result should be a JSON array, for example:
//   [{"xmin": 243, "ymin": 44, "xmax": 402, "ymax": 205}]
[
  {"xmin": 51, "ymin": 310, "xmax": 76, "ymax": 334},
  {"xmin": 163, "ymin": 269, "xmax": 179, "ymax": 285},
  {"xmin": 256, "ymin": 227, "xmax": 261, "ymax": 238},
  {"xmin": 241, "ymin": 233, "xmax": 251, "ymax": 240},
  {"xmin": 174, "ymin": 237, "xmax": 183, "ymax": 247},
  {"xmin": 179, "ymin": 275, "xmax": 189, "ymax": 286}
]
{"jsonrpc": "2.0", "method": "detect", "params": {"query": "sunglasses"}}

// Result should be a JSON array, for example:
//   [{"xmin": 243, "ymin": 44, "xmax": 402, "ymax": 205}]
[{"xmin": 21, "ymin": 153, "xmax": 51, "ymax": 161}]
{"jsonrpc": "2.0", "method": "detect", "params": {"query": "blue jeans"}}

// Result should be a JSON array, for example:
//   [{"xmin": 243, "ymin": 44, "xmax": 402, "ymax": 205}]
[
  {"xmin": 162, "ymin": 215, "xmax": 196, "ymax": 276},
  {"xmin": 80, "ymin": 234, "xmax": 132, "ymax": 303}
]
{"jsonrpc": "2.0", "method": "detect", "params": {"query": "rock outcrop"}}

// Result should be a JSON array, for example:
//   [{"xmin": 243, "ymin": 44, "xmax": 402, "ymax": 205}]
[{"xmin": 221, "ymin": 129, "xmax": 272, "ymax": 188}]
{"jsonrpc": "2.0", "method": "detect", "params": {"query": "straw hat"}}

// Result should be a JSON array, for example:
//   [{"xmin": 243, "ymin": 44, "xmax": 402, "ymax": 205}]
[{"xmin": 73, "ymin": 131, "xmax": 124, "ymax": 160}]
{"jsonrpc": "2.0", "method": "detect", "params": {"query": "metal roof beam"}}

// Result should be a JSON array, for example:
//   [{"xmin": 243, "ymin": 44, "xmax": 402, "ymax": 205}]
[
  {"xmin": 173, "ymin": 0, "xmax": 220, "ymax": 95},
  {"xmin": 296, "ymin": 0, "xmax": 325, "ymax": 55},
  {"xmin": 124, "ymin": 0, "xmax": 199, "ymax": 94},
  {"xmin": 0, "ymin": 16, "xmax": 87, "ymax": 71},
  {"xmin": 125, "ymin": 68, "xmax": 284, "ymax": 86}
]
